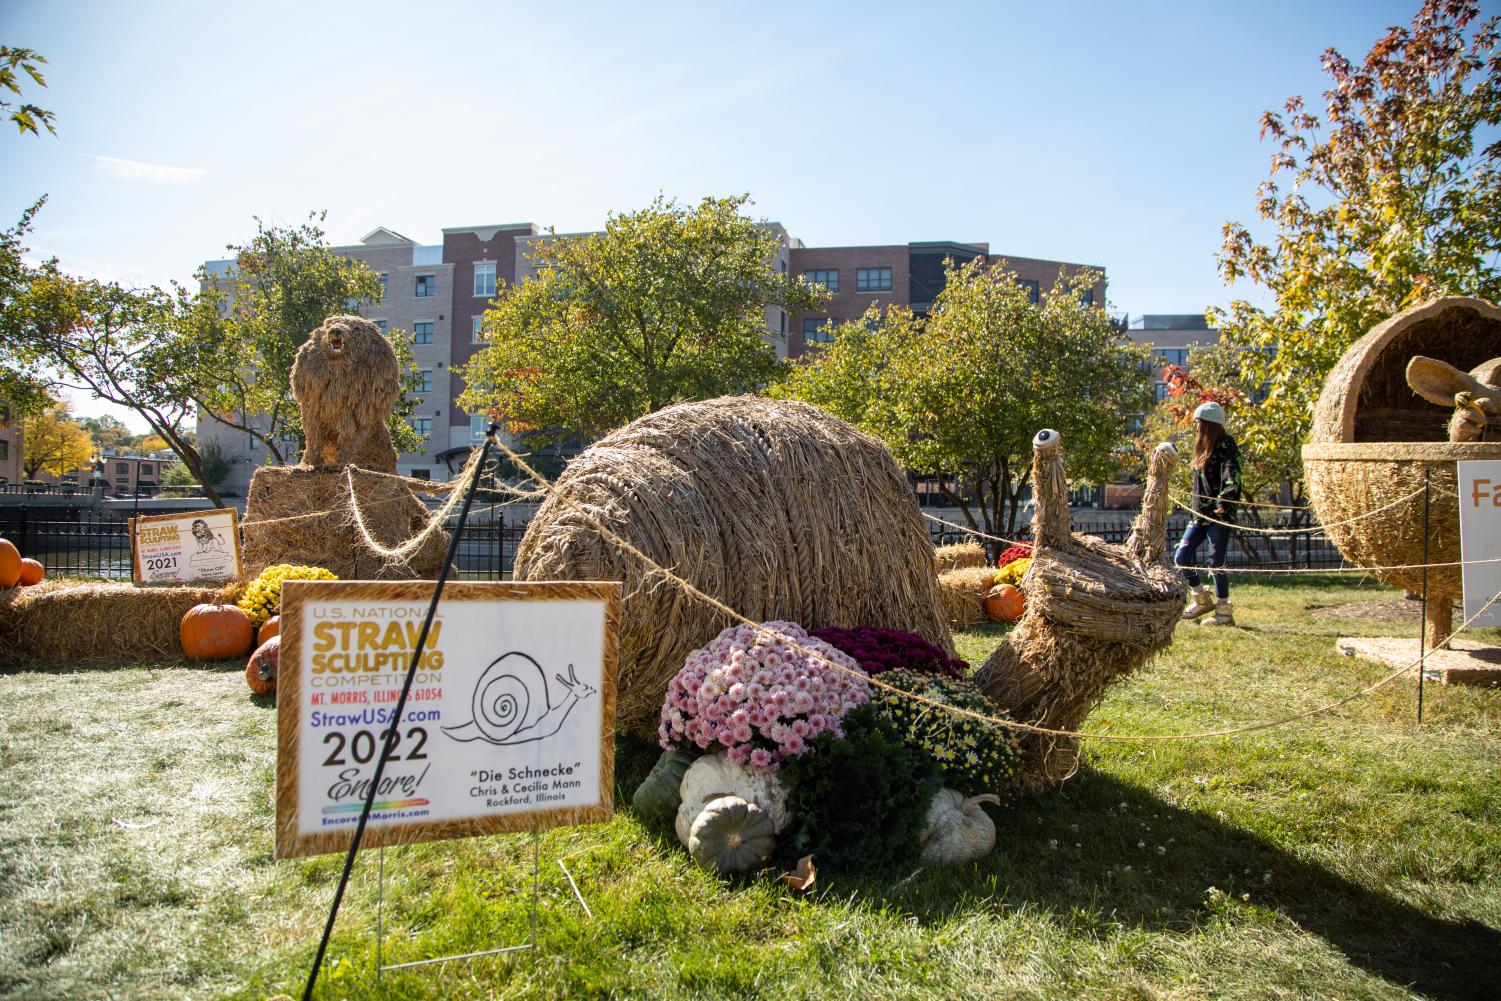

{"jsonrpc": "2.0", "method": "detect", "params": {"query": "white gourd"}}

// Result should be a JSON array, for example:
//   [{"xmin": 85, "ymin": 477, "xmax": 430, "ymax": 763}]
[
  {"xmin": 676, "ymin": 752, "xmax": 791, "ymax": 839},
  {"xmin": 919, "ymin": 789, "xmax": 1002, "ymax": 865}
]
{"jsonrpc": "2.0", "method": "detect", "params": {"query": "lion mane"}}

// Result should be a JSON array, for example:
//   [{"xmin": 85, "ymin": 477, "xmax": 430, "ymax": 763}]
[{"xmin": 290, "ymin": 314, "xmax": 402, "ymax": 471}]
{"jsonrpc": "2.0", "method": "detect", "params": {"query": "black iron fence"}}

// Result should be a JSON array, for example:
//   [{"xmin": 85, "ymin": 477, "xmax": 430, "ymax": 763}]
[
  {"xmin": 928, "ymin": 512, "xmax": 1350, "ymax": 571},
  {"xmin": 2, "ymin": 502, "xmax": 1349, "ymax": 582}
]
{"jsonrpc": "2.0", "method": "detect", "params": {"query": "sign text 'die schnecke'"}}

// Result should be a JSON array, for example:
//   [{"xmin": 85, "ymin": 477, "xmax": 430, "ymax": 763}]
[{"xmin": 274, "ymin": 580, "xmax": 620, "ymax": 859}]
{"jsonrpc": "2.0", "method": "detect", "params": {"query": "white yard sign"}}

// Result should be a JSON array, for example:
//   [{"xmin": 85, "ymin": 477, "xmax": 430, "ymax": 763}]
[
  {"xmin": 1457, "ymin": 460, "xmax": 1501, "ymax": 629},
  {"xmin": 275, "ymin": 580, "xmax": 620, "ymax": 859},
  {"xmin": 130, "ymin": 508, "xmax": 242, "ymax": 584}
]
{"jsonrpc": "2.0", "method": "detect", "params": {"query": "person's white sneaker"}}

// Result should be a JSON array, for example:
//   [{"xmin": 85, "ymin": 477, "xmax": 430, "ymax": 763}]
[{"xmin": 1181, "ymin": 587, "xmax": 1216, "ymax": 620}]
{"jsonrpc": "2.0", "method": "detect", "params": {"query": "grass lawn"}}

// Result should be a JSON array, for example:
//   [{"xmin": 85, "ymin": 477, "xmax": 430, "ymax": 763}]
[{"xmin": 2, "ymin": 576, "xmax": 1498, "ymax": 999}]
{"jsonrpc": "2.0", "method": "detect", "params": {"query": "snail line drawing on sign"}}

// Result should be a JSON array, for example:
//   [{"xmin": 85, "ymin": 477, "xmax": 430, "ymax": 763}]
[{"xmin": 442, "ymin": 651, "xmax": 597, "ymax": 746}]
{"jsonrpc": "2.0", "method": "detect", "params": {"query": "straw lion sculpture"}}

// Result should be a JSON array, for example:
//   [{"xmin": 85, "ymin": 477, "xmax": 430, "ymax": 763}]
[
  {"xmin": 513, "ymin": 395, "xmax": 954, "ymax": 736},
  {"xmin": 290, "ymin": 314, "xmax": 401, "ymax": 472}
]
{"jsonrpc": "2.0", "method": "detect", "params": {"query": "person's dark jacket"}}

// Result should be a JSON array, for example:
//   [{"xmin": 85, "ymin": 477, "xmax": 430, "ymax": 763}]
[{"xmin": 1192, "ymin": 434, "xmax": 1242, "ymax": 520}]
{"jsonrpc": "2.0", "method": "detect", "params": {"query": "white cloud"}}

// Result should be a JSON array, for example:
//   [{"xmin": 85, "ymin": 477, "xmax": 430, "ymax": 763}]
[{"xmin": 89, "ymin": 154, "xmax": 205, "ymax": 182}]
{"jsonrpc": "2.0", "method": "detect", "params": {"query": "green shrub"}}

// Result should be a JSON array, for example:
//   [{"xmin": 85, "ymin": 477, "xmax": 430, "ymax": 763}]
[
  {"xmin": 871, "ymin": 668, "xmax": 1021, "ymax": 797},
  {"xmin": 779, "ymin": 705, "xmax": 941, "ymax": 868}
]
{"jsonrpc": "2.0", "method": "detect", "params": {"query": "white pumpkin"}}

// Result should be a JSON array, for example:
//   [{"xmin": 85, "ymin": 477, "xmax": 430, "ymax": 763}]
[
  {"xmin": 919, "ymin": 789, "xmax": 1001, "ymax": 865},
  {"xmin": 676, "ymin": 752, "xmax": 791, "ymax": 837}
]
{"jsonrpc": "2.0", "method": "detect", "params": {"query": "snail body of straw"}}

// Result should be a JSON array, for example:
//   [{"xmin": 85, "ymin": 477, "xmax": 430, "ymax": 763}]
[{"xmin": 443, "ymin": 651, "xmax": 596, "ymax": 746}]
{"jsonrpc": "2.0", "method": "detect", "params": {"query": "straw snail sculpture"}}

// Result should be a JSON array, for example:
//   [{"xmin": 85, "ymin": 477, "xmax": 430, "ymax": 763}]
[{"xmin": 974, "ymin": 431, "xmax": 1184, "ymax": 793}]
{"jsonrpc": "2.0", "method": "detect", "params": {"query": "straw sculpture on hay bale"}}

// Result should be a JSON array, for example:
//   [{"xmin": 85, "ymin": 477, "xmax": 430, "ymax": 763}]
[
  {"xmin": 934, "ymin": 541, "xmax": 987, "ymax": 573},
  {"xmin": 1302, "ymin": 297, "xmax": 1501, "ymax": 648},
  {"xmin": 974, "ymin": 433, "xmax": 1184, "ymax": 793},
  {"xmin": 936, "ymin": 566, "xmax": 999, "ymax": 629},
  {"xmin": 513, "ymin": 395, "xmax": 954, "ymax": 736},
  {"xmin": 0, "ymin": 580, "xmax": 237, "ymax": 668},
  {"xmin": 291, "ymin": 314, "xmax": 401, "ymax": 471},
  {"xmin": 242, "ymin": 313, "xmax": 448, "ymax": 580}
]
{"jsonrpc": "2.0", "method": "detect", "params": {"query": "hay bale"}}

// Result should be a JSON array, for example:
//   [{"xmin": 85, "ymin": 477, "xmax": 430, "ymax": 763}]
[
  {"xmin": 513, "ymin": 395, "xmax": 953, "ymax": 735},
  {"xmin": 934, "ymin": 541, "xmax": 987, "ymax": 573},
  {"xmin": 0, "ymin": 580, "xmax": 236, "ymax": 668},
  {"xmin": 241, "ymin": 465, "xmax": 448, "ymax": 580},
  {"xmin": 936, "ymin": 567, "xmax": 996, "ymax": 630},
  {"xmin": 1303, "ymin": 297, "xmax": 1501, "ymax": 646},
  {"xmin": 975, "ymin": 430, "xmax": 1184, "ymax": 794}
]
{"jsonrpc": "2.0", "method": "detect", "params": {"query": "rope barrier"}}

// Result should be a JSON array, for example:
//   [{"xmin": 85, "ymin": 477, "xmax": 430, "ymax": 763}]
[
  {"xmin": 475, "ymin": 432, "xmax": 1501, "ymax": 745},
  {"xmin": 1169, "ymin": 486, "xmax": 1426, "ymax": 534}
]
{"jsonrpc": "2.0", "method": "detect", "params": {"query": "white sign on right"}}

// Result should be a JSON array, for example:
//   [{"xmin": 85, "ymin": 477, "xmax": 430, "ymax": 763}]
[{"xmin": 1457, "ymin": 460, "xmax": 1501, "ymax": 629}]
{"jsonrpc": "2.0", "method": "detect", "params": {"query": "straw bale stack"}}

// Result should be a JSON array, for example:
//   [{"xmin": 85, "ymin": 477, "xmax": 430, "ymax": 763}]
[
  {"xmin": 241, "ymin": 466, "xmax": 448, "ymax": 580},
  {"xmin": 936, "ymin": 566, "xmax": 998, "ymax": 629},
  {"xmin": 0, "ymin": 580, "xmax": 237, "ymax": 668},
  {"xmin": 513, "ymin": 395, "xmax": 954, "ymax": 735},
  {"xmin": 934, "ymin": 541, "xmax": 987, "ymax": 573},
  {"xmin": 975, "ymin": 432, "xmax": 1183, "ymax": 793},
  {"xmin": 1302, "ymin": 297, "xmax": 1501, "ymax": 646}
]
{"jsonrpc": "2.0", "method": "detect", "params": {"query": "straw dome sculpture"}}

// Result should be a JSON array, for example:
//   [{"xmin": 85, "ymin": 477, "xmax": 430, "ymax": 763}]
[
  {"xmin": 974, "ymin": 432, "xmax": 1184, "ymax": 793},
  {"xmin": 512, "ymin": 395, "xmax": 954, "ymax": 736},
  {"xmin": 1302, "ymin": 297, "xmax": 1501, "ymax": 647}
]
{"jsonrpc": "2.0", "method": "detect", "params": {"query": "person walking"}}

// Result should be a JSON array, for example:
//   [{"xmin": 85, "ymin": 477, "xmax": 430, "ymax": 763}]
[{"xmin": 1175, "ymin": 402, "xmax": 1241, "ymax": 626}]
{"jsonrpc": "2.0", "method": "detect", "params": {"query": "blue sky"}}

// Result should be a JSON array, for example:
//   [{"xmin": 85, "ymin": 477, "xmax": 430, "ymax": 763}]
[{"xmin": 1, "ymin": 0, "xmax": 1466, "ymax": 427}]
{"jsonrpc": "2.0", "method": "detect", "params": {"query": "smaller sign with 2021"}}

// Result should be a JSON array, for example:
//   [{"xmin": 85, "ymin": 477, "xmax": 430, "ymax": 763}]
[
  {"xmin": 130, "ymin": 508, "xmax": 242, "ymax": 584},
  {"xmin": 275, "ymin": 580, "xmax": 620, "ymax": 859}
]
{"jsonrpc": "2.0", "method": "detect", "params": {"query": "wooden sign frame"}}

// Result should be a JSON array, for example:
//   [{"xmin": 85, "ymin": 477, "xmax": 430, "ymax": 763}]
[
  {"xmin": 129, "ymin": 507, "xmax": 243, "ymax": 585},
  {"xmin": 275, "ymin": 580, "xmax": 620, "ymax": 860}
]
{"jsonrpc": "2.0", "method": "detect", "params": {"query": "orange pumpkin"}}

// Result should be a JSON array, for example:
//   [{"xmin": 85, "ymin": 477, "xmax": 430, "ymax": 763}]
[
  {"xmin": 258, "ymin": 614, "xmax": 281, "ymax": 647},
  {"xmin": 983, "ymin": 584, "xmax": 1025, "ymax": 623},
  {"xmin": 245, "ymin": 636, "xmax": 280, "ymax": 696},
  {"xmin": 180, "ymin": 602, "xmax": 255, "ymax": 661},
  {"xmin": 18, "ymin": 558, "xmax": 44, "ymax": 586},
  {"xmin": 0, "ymin": 538, "xmax": 20, "ymax": 589}
]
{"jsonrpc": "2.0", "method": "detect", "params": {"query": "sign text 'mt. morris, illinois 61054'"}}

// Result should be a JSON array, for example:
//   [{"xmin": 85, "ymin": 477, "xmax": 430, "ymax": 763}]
[{"xmin": 274, "ymin": 580, "xmax": 621, "ymax": 860}]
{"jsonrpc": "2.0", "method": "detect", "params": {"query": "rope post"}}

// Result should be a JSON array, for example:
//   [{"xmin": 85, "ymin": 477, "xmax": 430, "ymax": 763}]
[
  {"xmin": 301, "ymin": 424, "xmax": 502, "ymax": 1001},
  {"xmin": 1418, "ymin": 467, "xmax": 1430, "ymax": 724}
]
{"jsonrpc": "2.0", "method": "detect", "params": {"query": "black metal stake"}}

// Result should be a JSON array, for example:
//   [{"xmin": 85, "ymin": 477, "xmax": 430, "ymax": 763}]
[
  {"xmin": 1418, "ymin": 467, "xmax": 1430, "ymax": 724},
  {"xmin": 302, "ymin": 424, "xmax": 501, "ymax": 1001}
]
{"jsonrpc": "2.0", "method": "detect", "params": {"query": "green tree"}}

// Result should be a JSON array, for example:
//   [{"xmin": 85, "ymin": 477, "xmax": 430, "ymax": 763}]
[
  {"xmin": 0, "ymin": 203, "xmax": 56, "ymax": 419},
  {"xmin": 0, "ymin": 46, "xmax": 55, "ymax": 137},
  {"xmin": 457, "ymin": 194, "xmax": 826, "ymax": 444},
  {"xmin": 778, "ymin": 258, "xmax": 1150, "ymax": 535},
  {"xmin": 6, "ymin": 271, "xmax": 229, "ymax": 505},
  {"xmin": 17, "ymin": 398, "xmax": 92, "ymax": 479},
  {"xmin": 183, "ymin": 214, "xmax": 411, "ymax": 463},
  {"xmin": 1213, "ymin": 0, "xmax": 1501, "ymax": 451},
  {"xmin": 79, "ymin": 415, "xmax": 131, "ymax": 453}
]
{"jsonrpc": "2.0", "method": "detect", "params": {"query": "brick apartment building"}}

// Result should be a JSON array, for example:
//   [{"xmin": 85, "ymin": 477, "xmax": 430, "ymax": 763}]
[{"xmin": 199, "ymin": 222, "xmax": 1105, "ymax": 495}]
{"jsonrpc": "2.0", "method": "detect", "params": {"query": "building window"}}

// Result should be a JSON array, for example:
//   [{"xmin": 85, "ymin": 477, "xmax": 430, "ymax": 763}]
[
  {"xmin": 472, "ymin": 316, "xmax": 485, "ymax": 343},
  {"xmin": 116, "ymin": 462, "xmax": 129, "ymax": 474},
  {"xmin": 344, "ymin": 296, "xmax": 359, "ymax": 311},
  {"xmin": 805, "ymin": 269, "xmax": 839, "ymax": 292},
  {"xmin": 856, "ymin": 267, "xmax": 891, "ymax": 293},
  {"xmin": 141, "ymin": 463, "xmax": 153, "ymax": 474},
  {"xmin": 470, "ymin": 414, "xmax": 487, "ymax": 441},
  {"xmin": 779, "ymin": 311, "xmax": 786, "ymax": 334},
  {"xmin": 378, "ymin": 273, "xmax": 389, "ymax": 299},
  {"xmin": 1017, "ymin": 279, "xmax": 1040, "ymax": 304},
  {"xmin": 1080, "ymin": 287, "xmax": 1095, "ymax": 307},
  {"xmin": 416, "ymin": 369, "xmax": 433, "ymax": 394},
  {"xmin": 413, "ymin": 321, "xmax": 434, "ymax": 345},
  {"xmin": 374, "ymin": 319, "xmax": 388, "ymax": 331},
  {"xmin": 803, "ymin": 317, "xmax": 834, "ymax": 344},
  {"xmin": 1157, "ymin": 348, "xmax": 1189, "ymax": 368},
  {"xmin": 410, "ymin": 417, "xmax": 432, "ymax": 439},
  {"xmin": 0, "ymin": 440, "xmax": 7, "ymax": 460},
  {"xmin": 415, "ymin": 274, "xmax": 436, "ymax": 297},
  {"xmin": 1153, "ymin": 382, "xmax": 1169, "ymax": 402},
  {"xmin": 474, "ymin": 262, "xmax": 496, "ymax": 297},
  {"xmin": 410, "ymin": 468, "xmax": 431, "ymax": 480}
]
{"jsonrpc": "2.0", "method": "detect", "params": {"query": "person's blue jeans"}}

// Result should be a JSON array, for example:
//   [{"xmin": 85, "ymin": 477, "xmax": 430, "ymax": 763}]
[{"xmin": 1175, "ymin": 520, "xmax": 1230, "ymax": 600}]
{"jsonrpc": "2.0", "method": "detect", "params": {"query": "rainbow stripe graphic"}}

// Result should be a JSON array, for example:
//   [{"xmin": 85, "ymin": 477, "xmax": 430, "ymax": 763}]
[{"xmin": 322, "ymin": 798, "xmax": 429, "ymax": 815}]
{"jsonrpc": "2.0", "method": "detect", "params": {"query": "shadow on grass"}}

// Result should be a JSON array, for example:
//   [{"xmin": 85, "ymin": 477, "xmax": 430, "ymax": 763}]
[{"xmin": 831, "ymin": 767, "xmax": 1498, "ymax": 1001}]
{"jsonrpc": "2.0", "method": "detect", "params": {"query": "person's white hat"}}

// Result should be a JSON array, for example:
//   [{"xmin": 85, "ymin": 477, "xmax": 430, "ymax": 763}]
[{"xmin": 1193, "ymin": 401, "xmax": 1226, "ymax": 425}]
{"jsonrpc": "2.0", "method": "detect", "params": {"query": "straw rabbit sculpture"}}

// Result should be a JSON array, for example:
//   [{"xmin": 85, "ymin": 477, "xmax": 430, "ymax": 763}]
[
  {"xmin": 290, "ymin": 314, "xmax": 402, "ymax": 471},
  {"xmin": 1405, "ymin": 355, "xmax": 1501, "ymax": 442},
  {"xmin": 975, "ymin": 432, "xmax": 1184, "ymax": 793}
]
